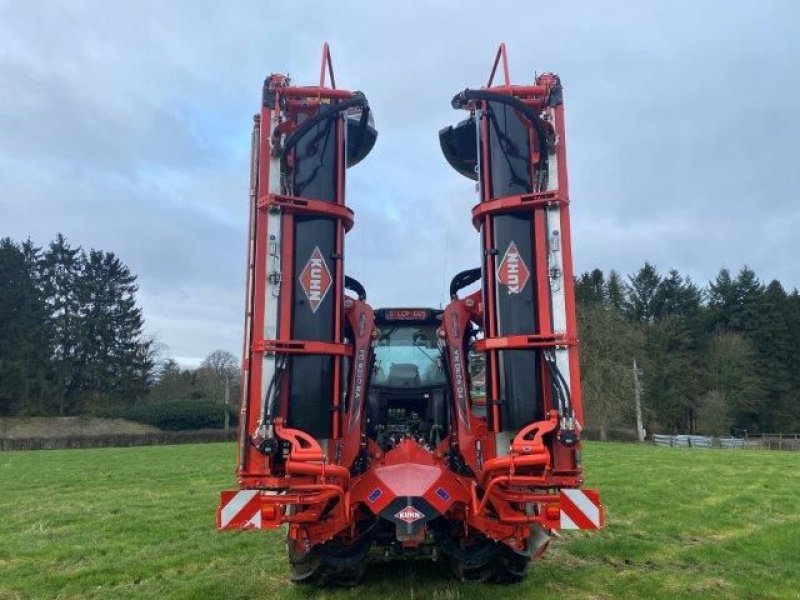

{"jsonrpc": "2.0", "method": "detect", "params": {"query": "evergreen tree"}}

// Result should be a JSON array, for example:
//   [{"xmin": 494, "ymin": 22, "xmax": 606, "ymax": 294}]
[
  {"xmin": 652, "ymin": 269, "xmax": 703, "ymax": 321},
  {"xmin": 707, "ymin": 269, "xmax": 792, "ymax": 431},
  {"xmin": 624, "ymin": 263, "xmax": 661, "ymax": 323},
  {"xmin": 708, "ymin": 266, "xmax": 763, "ymax": 333},
  {"xmin": 750, "ymin": 280, "xmax": 793, "ymax": 431},
  {"xmin": 642, "ymin": 314, "xmax": 702, "ymax": 432},
  {"xmin": 698, "ymin": 331, "xmax": 762, "ymax": 434},
  {"xmin": 41, "ymin": 233, "xmax": 83, "ymax": 415},
  {"xmin": 75, "ymin": 248, "xmax": 152, "ymax": 409},
  {"xmin": 786, "ymin": 290, "xmax": 800, "ymax": 430},
  {"xmin": 575, "ymin": 269, "xmax": 606, "ymax": 306},
  {"xmin": 606, "ymin": 270, "xmax": 625, "ymax": 312},
  {"xmin": 0, "ymin": 239, "xmax": 53, "ymax": 415}
]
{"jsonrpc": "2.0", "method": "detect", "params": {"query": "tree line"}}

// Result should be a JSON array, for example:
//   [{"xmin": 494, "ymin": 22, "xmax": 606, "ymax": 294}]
[
  {"xmin": 3, "ymin": 234, "xmax": 798, "ymax": 436},
  {"xmin": 576, "ymin": 264, "xmax": 800, "ymax": 437},
  {"xmin": 0, "ymin": 235, "xmax": 243, "ymax": 421}
]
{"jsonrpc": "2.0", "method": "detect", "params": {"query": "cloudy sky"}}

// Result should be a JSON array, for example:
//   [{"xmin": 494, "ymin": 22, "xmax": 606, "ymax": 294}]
[{"xmin": 2, "ymin": 1, "xmax": 798, "ymax": 365}]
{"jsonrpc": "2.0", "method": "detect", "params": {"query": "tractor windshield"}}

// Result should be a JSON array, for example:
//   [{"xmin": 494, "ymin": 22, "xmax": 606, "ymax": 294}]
[{"xmin": 372, "ymin": 324, "xmax": 446, "ymax": 388}]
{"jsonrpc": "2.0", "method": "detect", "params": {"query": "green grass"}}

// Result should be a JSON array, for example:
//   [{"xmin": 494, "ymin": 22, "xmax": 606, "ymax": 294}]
[{"xmin": 1, "ymin": 443, "xmax": 798, "ymax": 600}]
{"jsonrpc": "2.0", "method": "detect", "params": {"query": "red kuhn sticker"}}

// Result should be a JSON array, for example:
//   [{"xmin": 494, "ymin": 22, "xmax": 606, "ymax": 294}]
[
  {"xmin": 496, "ymin": 241, "xmax": 530, "ymax": 294},
  {"xmin": 299, "ymin": 247, "xmax": 332, "ymax": 313}
]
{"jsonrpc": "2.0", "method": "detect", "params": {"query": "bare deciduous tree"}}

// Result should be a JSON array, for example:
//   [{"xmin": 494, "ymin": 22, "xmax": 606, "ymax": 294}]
[{"xmin": 198, "ymin": 349, "xmax": 239, "ymax": 430}]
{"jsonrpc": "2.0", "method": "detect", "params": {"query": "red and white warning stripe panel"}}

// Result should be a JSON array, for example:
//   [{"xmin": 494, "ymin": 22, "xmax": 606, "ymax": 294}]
[
  {"xmin": 559, "ymin": 488, "xmax": 604, "ymax": 530},
  {"xmin": 218, "ymin": 490, "xmax": 263, "ymax": 530}
]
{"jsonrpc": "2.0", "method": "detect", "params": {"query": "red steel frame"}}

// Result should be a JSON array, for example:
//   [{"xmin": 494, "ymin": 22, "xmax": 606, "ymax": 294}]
[
  {"xmin": 238, "ymin": 45, "xmax": 367, "ymax": 486},
  {"xmin": 439, "ymin": 44, "xmax": 589, "ymax": 520},
  {"xmin": 230, "ymin": 46, "xmax": 391, "ymax": 545},
  {"xmin": 221, "ymin": 45, "xmax": 602, "ymax": 553}
]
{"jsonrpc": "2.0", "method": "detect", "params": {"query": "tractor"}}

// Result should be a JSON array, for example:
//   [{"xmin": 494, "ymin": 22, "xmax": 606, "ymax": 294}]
[{"xmin": 217, "ymin": 43, "xmax": 604, "ymax": 585}]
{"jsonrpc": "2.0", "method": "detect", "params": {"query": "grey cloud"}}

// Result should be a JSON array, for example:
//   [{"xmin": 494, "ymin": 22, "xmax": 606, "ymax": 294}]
[{"xmin": 2, "ymin": 0, "xmax": 799, "ymax": 365}]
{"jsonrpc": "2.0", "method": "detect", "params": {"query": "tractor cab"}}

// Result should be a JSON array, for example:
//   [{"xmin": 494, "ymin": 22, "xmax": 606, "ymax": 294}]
[{"xmin": 366, "ymin": 308, "xmax": 448, "ymax": 450}]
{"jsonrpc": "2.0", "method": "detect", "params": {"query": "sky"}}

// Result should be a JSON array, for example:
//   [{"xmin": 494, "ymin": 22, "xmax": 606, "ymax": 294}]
[{"xmin": 2, "ymin": 1, "xmax": 799, "ymax": 366}]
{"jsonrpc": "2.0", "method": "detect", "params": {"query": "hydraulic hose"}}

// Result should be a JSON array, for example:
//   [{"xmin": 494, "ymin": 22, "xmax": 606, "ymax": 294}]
[
  {"xmin": 543, "ymin": 350, "xmax": 578, "ymax": 447},
  {"xmin": 344, "ymin": 275, "xmax": 367, "ymax": 301},
  {"xmin": 451, "ymin": 89, "xmax": 549, "ymax": 172},
  {"xmin": 280, "ymin": 92, "xmax": 370, "ymax": 176},
  {"xmin": 449, "ymin": 267, "xmax": 482, "ymax": 299},
  {"xmin": 543, "ymin": 350, "xmax": 571, "ymax": 417},
  {"xmin": 257, "ymin": 354, "xmax": 287, "ymax": 452}
]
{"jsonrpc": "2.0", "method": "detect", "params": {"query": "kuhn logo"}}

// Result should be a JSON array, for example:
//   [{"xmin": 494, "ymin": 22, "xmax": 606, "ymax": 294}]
[
  {"xmin": 299, "ymin": 247, "xmax": 332, "ymax": 313},
  {"xmin": 395, "ymin": 505, "xmax": 424, "ymax": 524},
  {"xmin": 497, "ymin": 241, "xmax": 530, "ymax": 294}
]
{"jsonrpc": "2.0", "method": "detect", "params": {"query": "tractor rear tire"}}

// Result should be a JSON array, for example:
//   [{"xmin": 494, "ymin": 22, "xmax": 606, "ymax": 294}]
[
  {"xmin": 442, "ymin": 534, "xmax": 531, "ymax": 584},
  {"xmin": 492, "ymin": 545, "xmax": 530, "ymax": 583},
  {"xmin": 287, "ymin": 533, "xmax": 371, "ymax": 587}
]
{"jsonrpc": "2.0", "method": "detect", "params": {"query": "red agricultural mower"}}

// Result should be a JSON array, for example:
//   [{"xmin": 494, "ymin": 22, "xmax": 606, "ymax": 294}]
[{"xmin": 217, "ymin": 44, "xmax": 604, "ymax": 585}]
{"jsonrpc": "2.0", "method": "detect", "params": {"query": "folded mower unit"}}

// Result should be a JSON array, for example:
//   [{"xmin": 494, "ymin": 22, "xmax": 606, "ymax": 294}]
[{"xmin": 218, "ymin": 43, "xmax": 603, "ymax": 585}]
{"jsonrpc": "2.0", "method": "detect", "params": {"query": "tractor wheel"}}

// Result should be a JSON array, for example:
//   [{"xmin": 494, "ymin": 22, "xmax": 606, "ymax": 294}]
[
  {"xmin": 287, "ymin": 543, "xmax": 321, "ymax": 583},
  {"xmin": 287, "ymin": 532, "xmax": 372, "ymax": 587},
  {"xmin": 491, "ymin": 545, "xmax": 531, "ymax": 583},
  {"xmin": 450, "ymin": 556, "xmax": 494, "ymax": 583},
  {"xmin": 441, "ymin": 532, "xmax": 531, "ymax": 584}
]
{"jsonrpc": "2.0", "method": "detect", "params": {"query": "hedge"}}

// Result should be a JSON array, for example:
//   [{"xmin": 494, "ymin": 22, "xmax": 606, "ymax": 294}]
[
  {"xmin": 0, "ymin": 429, "xmax": 237, "ymax": 451},
  {"xmin": 122, "ymin": 399, "xmax": 237, "ymax": 431}
]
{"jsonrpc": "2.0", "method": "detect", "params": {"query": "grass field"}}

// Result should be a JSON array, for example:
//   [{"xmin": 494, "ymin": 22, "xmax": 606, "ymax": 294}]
[{"xmin": 1, "ymin": 443, "xmax": 798, "ymax": 600}]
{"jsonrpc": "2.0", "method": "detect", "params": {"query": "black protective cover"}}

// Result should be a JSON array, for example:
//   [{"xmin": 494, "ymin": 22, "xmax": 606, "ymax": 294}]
[
  {"xmin": 438, "ymin": 117, "xmax": 478, "ymax": 181},
  {"xmin": 485, "ymin": 102, "xmax": 543, "ymax": 431},
  {"xmin": 288, "ymin": 118, "xmax": 339, "ymax": 439},
  {"xmin": 345, "ymin": 110, "xmax": 378, "ymax": 167}
]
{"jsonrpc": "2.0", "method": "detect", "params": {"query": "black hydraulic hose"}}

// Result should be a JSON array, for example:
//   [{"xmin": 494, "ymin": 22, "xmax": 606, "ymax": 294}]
[
  {"xmin": 345, "ymin": 275, "xmax": 367, "ymax": 301},
  {"xmin": 543, "ymin": 355, "xmax": 565, "ymax": 417},
  {"xmin": 451, "ymin": 89, "xmax": 548, "ymax": 172},
  {"xmin": 553, "ymin": 359, "xmax": 572, "ymax": 414},
  {"xmin": 544, "ymin": 350, "xmax": 572, "ymax": 417},
  {"xmin": 450, "ymin": 267, "xmax": 482, "ymax": 300},
  {"xmin": 546, "ymin": 350, "xmax": 579, "ymax": 447},
  {"xmin": 290, "ymin": 121, "xmax": 336, "ymax": 194},
  {"xmin": 280, "ymin": 92, "xmax": 369, "ymax": 176},
  {"xmin": 262, "ymin": 354, "xmax": 287, "ymax": 429}
]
